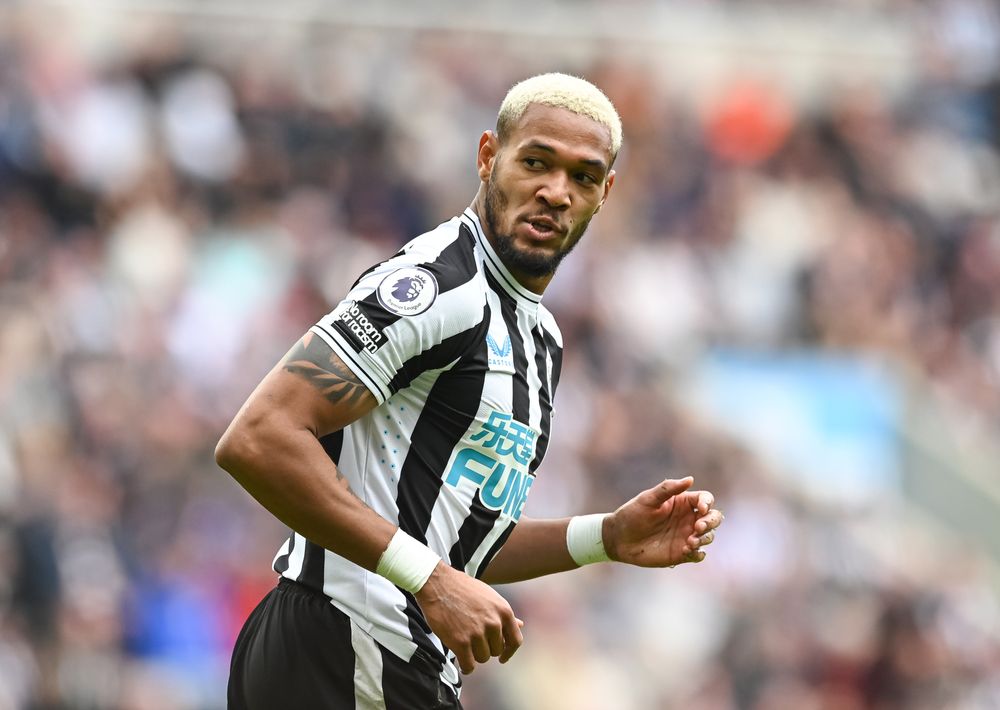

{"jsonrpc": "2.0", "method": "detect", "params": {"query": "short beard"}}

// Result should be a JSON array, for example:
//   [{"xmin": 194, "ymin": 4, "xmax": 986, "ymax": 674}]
[{"xmin": 483, "ymin": 170, "xmax": 590, "ymax": 278}]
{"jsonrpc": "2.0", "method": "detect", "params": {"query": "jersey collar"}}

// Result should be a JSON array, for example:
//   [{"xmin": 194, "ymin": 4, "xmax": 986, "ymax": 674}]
[{"xmin": 461, "ymin": 208, "xmax": 544, "ymax": 306}]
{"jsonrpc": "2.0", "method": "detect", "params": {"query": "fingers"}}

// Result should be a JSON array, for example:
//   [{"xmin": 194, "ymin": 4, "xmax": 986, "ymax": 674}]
[
  {"xmin": 460, "ymin": 614, "xmax": 524, "ymax": 674},
  {"xmin": 459, "ymin": 614, "xmax": 523, "ymax": 673},
  {"xmin": 695, "ymin": 491, "xmax": 715, "ymax": 516},
  {"xmin": 695, "ymin": 508, "xmax": 724, "ymax": 535},
  {"xmin": 456, "ymin": 646, "xmax": 476, "ymax": 675},
  {"xmin": 471, "ymin": 635, "xmax": 491, "ymax": 665},
  {"xmin": 686, "ymin": 508, "xmax": 724, "ymax": 555},
  {"xmin": 644, "ymin": 476, "xmax": 694, "ymax": 506},
  {"xmin": 686, "ymin": 532, "xmax": 711, "ymax": 551},
  {"xmin": 499, "ymin": 615, "xmax": 525, "ymax": 664},
  {"xmin": 459, "ymin": 616, "xmax": 524, "ymax": 673},
  {"xmin": 486, "ymin": 620, "xmax": 505, "ymax": 659}
]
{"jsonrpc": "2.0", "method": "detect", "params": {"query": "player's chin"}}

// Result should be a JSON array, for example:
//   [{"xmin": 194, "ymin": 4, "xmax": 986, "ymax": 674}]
[
  {"xmin": 503, "ymin": 240, "xmax": 558, "ymax": 270},
  {"xmin": 513, "ymin": 232, "xmax": 564, "ymax": 253}
]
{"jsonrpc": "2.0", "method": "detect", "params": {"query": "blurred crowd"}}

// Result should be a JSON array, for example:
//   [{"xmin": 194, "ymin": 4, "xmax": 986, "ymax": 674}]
[{"xmin": 1, "ymin": 1, "xmax": 999, "ymax": 708}]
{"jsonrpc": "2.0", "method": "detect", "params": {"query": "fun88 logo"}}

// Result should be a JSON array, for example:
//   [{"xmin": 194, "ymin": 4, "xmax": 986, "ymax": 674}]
[{"xmin": 445, "ymin": 411, "xmax": 537, "ymax": 520}]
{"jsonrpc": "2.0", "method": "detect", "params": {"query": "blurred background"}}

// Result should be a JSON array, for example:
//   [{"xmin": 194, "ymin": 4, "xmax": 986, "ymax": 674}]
[{"xmin": 1, "ymin": 0, "xmax": 999, "ymax": 708}]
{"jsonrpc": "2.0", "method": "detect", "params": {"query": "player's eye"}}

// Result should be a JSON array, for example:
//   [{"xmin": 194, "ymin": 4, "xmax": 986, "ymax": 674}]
[
  {"xmin": 523, "ymin": 158, "xmax": 544, "ymax": 169},
  {"xmin": 576, "ymin": 172, "xmax": 597, "ymax": 185}
]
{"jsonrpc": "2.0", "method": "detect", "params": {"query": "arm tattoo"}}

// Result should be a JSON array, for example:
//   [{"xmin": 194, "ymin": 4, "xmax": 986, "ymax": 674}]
[
  {"xmin": 282, "ymin": 333, "xmax": 375, "ymax": 513},
  {"xmin": 283, "ymin": 332, "xmax": 370, "ymax": 409}
]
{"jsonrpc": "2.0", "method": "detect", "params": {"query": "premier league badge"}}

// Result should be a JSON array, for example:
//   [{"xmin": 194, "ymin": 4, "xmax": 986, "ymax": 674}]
[{"xmin": 376, "ymin": 267, "xmax": 439, "ymax": 316}]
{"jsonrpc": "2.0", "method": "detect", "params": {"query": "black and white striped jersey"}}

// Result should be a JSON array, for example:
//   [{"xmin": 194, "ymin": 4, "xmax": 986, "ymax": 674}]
[{"xmin": 271, "ymin": 207, "xmax": 563, "ymax": 690}]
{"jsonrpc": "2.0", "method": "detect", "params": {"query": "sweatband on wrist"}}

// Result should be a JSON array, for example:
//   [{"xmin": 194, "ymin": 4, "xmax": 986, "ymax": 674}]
[
  {"xmin": 567, "ymin": 513, "xmax": 610, "ymax": 566},
  {"xmin": 376, "ymin": 529, "xmax": 441, "ymax": 593}
]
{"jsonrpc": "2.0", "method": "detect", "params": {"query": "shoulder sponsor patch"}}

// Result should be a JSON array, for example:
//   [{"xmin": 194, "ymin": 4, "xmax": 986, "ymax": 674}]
[
  {"xmin": 376, "ymin": 267, "xmax": 438, "ymax": 317},
  {"xmin": 333, "ymin": 300, "xmax": 386, "ymax": 353}
]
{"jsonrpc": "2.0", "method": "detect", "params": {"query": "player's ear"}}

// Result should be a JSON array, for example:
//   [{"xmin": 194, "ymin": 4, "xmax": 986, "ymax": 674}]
[
  {"xmin": 477, "ymin": 131, "xmax": 499, "ymax": 182},
  {"xmin": 594, "ymin": 169, "xmax": 615, "ymax": 214}
]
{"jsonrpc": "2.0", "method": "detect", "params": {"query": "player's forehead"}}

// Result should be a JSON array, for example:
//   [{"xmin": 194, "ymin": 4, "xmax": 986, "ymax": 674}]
[{"xmin": 505, "ymin": 103, "xmax": 614, "ymax": 168}]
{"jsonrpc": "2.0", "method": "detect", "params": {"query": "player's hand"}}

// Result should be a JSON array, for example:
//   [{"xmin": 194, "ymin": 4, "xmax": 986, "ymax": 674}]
[
  {"xmin": 603, "ymin": 477, "xmax": 723, "ymax": 567},
  {"xmin": 414, "ymin": 562, "xmax": 524, "ymax": 674}
]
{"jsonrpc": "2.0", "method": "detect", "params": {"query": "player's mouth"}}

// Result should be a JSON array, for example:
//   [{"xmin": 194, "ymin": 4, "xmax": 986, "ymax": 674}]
[{"xmin": 522, "ymin": 216, "xmax": 566, "ymax": 241}]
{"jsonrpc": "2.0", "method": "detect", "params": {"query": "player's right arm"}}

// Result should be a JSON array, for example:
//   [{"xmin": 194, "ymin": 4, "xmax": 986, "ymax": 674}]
[{"xmin": 215, "ymin": 331, "xmax": 521, "ymax": 673}]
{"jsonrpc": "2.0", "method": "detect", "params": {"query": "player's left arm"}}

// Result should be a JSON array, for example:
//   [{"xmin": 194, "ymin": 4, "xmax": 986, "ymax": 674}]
[{"xmin": 480, "ymin": 477, "xmax": 723, "ymax": 585}]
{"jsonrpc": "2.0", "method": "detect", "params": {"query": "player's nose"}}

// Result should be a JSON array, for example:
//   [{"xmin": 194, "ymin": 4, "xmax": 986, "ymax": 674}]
[{"xmin": 536, "ymin": 173, "xmax": 571, "ymax": 210}]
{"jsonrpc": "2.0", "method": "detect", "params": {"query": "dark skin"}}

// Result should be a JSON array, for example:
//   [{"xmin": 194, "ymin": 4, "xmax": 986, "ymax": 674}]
[{"xmin": 216, "ymin": 103, "xmax": 724, "ymax": 676}]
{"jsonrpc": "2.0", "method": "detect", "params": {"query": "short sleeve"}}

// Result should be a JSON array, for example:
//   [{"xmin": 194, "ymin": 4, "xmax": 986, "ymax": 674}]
[{"xmin": 310, "ymin": 261, "xmax": 486, "ymax": 404}]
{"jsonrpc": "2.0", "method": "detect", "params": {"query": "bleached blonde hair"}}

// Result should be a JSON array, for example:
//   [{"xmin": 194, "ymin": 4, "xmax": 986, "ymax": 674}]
[{"xmin": 496, "ymin": 73, "xmax": 622, "ymax": 159}]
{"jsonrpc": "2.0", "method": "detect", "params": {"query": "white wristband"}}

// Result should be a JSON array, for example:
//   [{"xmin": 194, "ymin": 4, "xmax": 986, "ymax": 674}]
[
  {"xmin": 376, "ymin": 529, "xmax": 441, "ymax": 594},
  {"xmin": 567, "ymin": 514, "xmax": 610, "ymax": 566}
]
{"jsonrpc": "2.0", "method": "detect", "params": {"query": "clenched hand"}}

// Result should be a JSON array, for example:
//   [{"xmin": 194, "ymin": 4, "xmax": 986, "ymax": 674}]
[{"xmin": 415, "ymin": 562, "xmax": 524, "ymax": 674}]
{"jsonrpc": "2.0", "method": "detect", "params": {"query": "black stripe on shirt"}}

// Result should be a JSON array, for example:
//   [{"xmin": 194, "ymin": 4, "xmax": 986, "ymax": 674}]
[
  {"xmin": 320, "ymin": 430, "xmax": 345, "ymax": 463},
  {"xmin": 296, "ymin": 431, "xmax": 344, "ymax": 588},
  {"xmin": 388, "ymin": 305, "xmax": 489, "ymax": 395},
  {"xmin": 473, "ymin": 520, "xmax": 516, "ymax": 579},
  {"xmin": 448, "ymin": 275, "xmax": 532, "ymax": 571},
  {"xmin": 448, "ymin": 490, "xmax": 497, "ymax": 570},
  {"xmin": 474, "ymin": 325, "xmax": 558, "ymax": 578},
  {"xmin": 395, "ymin": 331, "xmax": 489, "ymax": 545},
  {"xmin": 489, "ymin": 272, "xmax": 531, "ymax": 423},
  {"xmin": 352, "ymin": 227, "xmax": 479, "ymax": 334},
  {"xmin": 273, "ymin": 533, "xmax": 295, "ymax": 574},
  {"xmin": 529, "ymin": 324, "xmax": 554, "ymax": 473},
  {"xmin": 543, "ymin": 327, "xmax": 563, "ymax": 399},
  {"xmin": 400, "ymin": 590, "xmax": 448, "ymax": 671},
  {"xmin": 298, "ymin": 544, "xmax": 325, "ymax": 589}
]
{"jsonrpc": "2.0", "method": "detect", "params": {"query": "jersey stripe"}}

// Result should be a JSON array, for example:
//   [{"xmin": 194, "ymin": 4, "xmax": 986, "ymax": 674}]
[
  {"xmin": 388, "ymin": 306, "xmax": 488, "ymax": 394},
  {"xmin": 395, "ymin": 337, "xmax": 489, "ymax": 544},
  {"xmin": 298, "ymin": 542, "xmax": 325, "ymax": 589},
  {"xmin": 470, "ymin": 306, "xmax": 561, "ymax": 578},
  {"xmin": 543, "ymin": 327, "xmax": 563, "ymax": 397},
  {"xmin": 473, "ymin": 521, "xmax": 516, "ymax": 579},
  {"xmin": 450, "ymin": 273, "xmax": 532, "ymax": 575},
  {"xmin": 294, "ymin": 430, "xmax": 345, "ymax": 587},
  {"xmin": 499, "ymin": 290, "xmax": 532, "ymax": 425},
  {"xmin": 448, "ymin": 491, "xmax": 497, "ymax": 570},
  {"xmin": 400, "ymin": 590, "xmax": 448, "ymax": 673},
  {"xmin": 352, "ymin": 230, "xmax": 479, "ymax": 334},
  {"xmin": 320, "ymin": 430, "xmax": 345, "ymax": 462},
  {"xmin": 285, "ymin": 533, "xmax": 307, "ymax": 578},
  {"xmin": 273, "ymin": 534, "xmax": 294, "ymax": 574},
  {"xmin": 432, "ymin": 225, "xmax": 479, "ymax": 290},
  {"xmin": 530, "ymin": 325, "xmax": 554, "ymax": 473}
]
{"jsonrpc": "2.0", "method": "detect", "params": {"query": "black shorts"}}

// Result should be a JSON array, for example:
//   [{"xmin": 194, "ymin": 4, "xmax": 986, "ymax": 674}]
[{"xmin": 228, "ymin": 578, "xmax": 462, "ymax": 710}]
